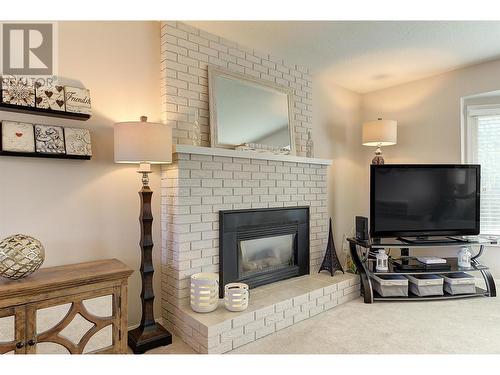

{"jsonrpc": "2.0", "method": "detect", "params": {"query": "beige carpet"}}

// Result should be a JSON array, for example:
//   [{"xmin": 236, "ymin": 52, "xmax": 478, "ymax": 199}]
[{"xmin": 149, "ymin": 294, "xmax": 500, "ymax": 354}]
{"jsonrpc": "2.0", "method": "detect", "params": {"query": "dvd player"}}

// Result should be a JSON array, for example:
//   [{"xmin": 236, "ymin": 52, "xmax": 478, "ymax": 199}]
[{"xmin": 392, "ymin": 258, "xmax": 451, "ymax": 271}]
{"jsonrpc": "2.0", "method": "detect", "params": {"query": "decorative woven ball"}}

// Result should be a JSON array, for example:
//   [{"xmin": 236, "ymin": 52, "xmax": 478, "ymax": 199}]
[{"xmin": 0, "ymin": 234, "xmax": 45, "ymax": 280}]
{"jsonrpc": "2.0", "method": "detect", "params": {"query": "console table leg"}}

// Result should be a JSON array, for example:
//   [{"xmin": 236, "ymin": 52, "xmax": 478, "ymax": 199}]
[{"xmin": 350, "ymin": 242, "xmax": 373, "ymax": 303}]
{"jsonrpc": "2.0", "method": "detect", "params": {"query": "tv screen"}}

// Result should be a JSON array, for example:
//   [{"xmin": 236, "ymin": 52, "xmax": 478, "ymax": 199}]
[{"xmin": 370, "ymin": 164, "xmax": 480, "ymax": 238}]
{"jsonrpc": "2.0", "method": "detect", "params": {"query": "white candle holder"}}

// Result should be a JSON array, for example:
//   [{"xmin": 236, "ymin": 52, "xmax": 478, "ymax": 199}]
[
  {"xmin": 375, "ymin": 249, "xmax": 389, "ymax": 271},
  {"xmin": 190, "ymin": 273, "xmax": 219, "ymax": 313},
  {"xmin": 224, "ymin": 283, "xmax": 249, "ymax": 312}
]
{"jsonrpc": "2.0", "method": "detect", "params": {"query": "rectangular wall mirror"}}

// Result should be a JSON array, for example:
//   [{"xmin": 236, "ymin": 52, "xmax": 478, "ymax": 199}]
[{"xmin": 208, "ymin": 66, "xmax": 295, "ymax": 155}]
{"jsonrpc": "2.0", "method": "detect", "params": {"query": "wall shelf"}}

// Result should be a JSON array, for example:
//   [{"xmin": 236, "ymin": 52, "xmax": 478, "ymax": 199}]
[
  {"xmin": 0, "ymin": 151, "xmax": 91, "ymax": 160},
  {"xmin": 0, "ymin": 103, "xmax": 90, "ymax": 121},
  {"xmin": 174, "ymin": 144, "xmax": 332, "ymax": 165}
]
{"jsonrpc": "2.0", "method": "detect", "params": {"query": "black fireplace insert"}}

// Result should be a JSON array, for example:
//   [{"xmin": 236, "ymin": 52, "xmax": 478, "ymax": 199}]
[{"xmin": 219, "ymin": 206, "xmax": 309, "ymax": 297}]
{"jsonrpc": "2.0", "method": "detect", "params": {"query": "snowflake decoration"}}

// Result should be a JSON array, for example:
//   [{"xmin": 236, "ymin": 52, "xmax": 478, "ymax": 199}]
[{"xmin": 2, "ymin": 77, "xmax": 35, "ymax": 107}]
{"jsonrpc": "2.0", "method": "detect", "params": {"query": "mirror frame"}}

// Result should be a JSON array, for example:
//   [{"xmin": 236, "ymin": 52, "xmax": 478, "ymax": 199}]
[{"xmin": 208, "ymin": 65, "xmax": 296, "ymax": 155}]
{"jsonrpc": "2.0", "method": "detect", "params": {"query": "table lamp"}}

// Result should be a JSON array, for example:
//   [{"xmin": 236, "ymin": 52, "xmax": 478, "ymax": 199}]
[
  {"xmin": 362, "ymin": 118, "xmax": 397, "ymax": 164},
  {"xmin": 114, "ymin": 115, "xmax": 172, "ymax": 354}
]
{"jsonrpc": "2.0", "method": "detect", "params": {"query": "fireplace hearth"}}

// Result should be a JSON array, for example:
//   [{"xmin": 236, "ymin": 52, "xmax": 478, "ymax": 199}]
[{"xmin": 219, "ymin": 207, "xmax": 310, "ymax": 296}]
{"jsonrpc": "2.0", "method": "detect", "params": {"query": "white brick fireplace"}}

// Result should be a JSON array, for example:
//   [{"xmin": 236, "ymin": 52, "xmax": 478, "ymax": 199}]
[
  {"xmin": 161, "ymin": 146, "xmax": 331, "ymax": 290},
  {"xmin": 159, "ymin": 22, "xmax": 360, "ymax": 353},
  {"xmin": 159, "ymin": 147, "xmax": 359, "ymax": 353}
]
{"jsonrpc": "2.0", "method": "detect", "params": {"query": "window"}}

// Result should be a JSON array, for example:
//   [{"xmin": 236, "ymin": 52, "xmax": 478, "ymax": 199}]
[{"xmin": 465, "ymin": 105, "xmax": 500, "ymax": 235}]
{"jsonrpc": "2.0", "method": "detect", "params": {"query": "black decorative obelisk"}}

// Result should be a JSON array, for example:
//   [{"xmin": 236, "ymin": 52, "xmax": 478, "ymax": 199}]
[{"xmin": 318, "ymin": 218, "xmax": 344, "ymax": 276}]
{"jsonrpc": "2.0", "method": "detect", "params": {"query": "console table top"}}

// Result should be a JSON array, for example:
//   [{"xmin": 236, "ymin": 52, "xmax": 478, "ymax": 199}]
[{"xmin": 0, "ymin": 259, "xmax": 133, "ymax": 300}]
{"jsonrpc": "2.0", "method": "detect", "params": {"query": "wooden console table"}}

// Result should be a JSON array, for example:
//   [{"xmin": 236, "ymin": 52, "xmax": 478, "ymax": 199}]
[
  {"xmin": 0, "ymin": 259, "xmax": 132, "ymax": 354},
  {"xmin": 348, "ymin": 237, "xmax": 497, "ymax": 304}
]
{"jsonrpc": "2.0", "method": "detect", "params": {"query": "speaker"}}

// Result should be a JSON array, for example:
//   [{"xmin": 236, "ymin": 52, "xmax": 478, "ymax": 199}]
[{"xmin": 355, "ymin": 216, "xmax": 369, "ymax": 241}]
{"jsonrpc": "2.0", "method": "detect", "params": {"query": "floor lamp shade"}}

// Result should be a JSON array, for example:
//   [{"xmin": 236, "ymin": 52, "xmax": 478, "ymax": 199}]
[
  {"xmin": 362, "ymin": 118, "xmax": 397, "ymax": 165},
  {"xmin": 362, "ymin": 119, "xmax": 397, "ymax": 146},
  {"xmin": 114, "ymin": 117, "xmax": 172, "ymax": 164}
]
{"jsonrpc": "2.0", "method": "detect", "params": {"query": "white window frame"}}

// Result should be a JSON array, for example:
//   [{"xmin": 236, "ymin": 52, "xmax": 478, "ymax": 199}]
[
  {"xmin": 463, "ymin": 103, "xmax": 500, "ymax": 236},
  {"xmin": 464, "ymin": 104, "xmax": 500, "ymax": 163}
]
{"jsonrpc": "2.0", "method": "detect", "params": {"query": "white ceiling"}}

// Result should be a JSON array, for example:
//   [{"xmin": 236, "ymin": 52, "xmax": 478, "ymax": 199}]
[{"xmin": 187, "ymin": 21, "xmax": 500, "ymax": 93}]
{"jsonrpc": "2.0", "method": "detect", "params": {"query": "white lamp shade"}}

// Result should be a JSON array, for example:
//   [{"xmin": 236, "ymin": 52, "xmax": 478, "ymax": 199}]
[
  {"xmin": 114, "ymin": 119, "xmax": 172, "ymax": 164},
  {"xmin": 362, "ymin": 119, "xmax": 397, "ymax": 146}
]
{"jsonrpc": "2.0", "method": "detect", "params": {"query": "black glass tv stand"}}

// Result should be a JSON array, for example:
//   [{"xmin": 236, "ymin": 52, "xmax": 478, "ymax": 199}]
[
  {"xmin": 347, "ymin": 236, "xmax": 497, "ymax": 303},
  {"xmin": 397, "ymin": 236, "xmax": 469, "ymax": 245}
]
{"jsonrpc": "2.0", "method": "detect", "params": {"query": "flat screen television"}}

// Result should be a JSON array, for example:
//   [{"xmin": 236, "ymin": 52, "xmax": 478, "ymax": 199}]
[{"xmin": 370, "ymin": 164, "xmax": 480, "ymax": 238}]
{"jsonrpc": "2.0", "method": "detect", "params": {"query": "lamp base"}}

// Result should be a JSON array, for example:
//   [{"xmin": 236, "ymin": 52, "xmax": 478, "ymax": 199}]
[
  {"xmin": 128, "ymin": 322, "xmax": 172, "ymax": 354},
  {"xmin": 371, "ymin": 155, "xmax": 385, "ymax": 165},
  {"xmin": 129, "ymin": 181, "xmax": 173, "ymax": 354},
  {"xmin": 371, "ymin": 145, "xmax": 385, "ymax": 165}
]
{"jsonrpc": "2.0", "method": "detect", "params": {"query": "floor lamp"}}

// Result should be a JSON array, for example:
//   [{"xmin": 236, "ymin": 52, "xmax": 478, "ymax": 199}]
[{"xmin": 114, "ymin": 116, "xmax": 173, "ymax": 354}]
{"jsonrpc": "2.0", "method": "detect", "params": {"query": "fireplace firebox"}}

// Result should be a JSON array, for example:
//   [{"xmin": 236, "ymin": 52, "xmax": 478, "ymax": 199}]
[{"xmin": 219, "ymin": 207, "xmax": 309, "ymax": 297}]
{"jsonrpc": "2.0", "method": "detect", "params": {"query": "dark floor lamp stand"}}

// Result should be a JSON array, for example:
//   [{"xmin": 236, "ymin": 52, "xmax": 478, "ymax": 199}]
[{"xmin": 128, "ymin": 169, "xmax": 172, "ymax": 354}]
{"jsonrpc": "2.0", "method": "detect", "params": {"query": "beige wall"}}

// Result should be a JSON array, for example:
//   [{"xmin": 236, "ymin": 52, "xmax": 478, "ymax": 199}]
[
  {"xmin": 313, "ymin": 76, "xmax": 363, "ymax": 264},
  {"xmin": 363, "ymin": 58, "xmax": 500, "ymax": 164},
  {"xmin": 0, "ymin": 21, "xmax": 162, "ymax": 326},
  {"xmin": 362, "ymin": 58, "xmax": 500, "ymax": 276}
]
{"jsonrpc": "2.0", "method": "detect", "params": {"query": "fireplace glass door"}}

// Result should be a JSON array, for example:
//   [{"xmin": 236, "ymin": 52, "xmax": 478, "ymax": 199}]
[
  {"xmin": 238, "ymin": 234, "xmax": 295, "ymax": 279},
  {"xmin": 219, "ymin": 206, "xmax": 309, "ymax": 295}
]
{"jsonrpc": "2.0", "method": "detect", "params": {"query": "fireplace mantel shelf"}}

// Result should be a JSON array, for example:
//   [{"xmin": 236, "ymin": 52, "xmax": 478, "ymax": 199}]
[{"xmin": 173, "ymin": 145, "xmax": 332, "ymax": 166}]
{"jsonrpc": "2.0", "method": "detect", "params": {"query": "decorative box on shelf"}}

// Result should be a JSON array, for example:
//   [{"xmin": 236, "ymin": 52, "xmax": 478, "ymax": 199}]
[
  {"xmin": 0, "ymin": 75, "xmax": 91, "ymax": 121},
  {"xmin": 1, "ymin": 76, "xmax": 35, "ymax": 107},
  {"xmin": 64, "ymin": 86, "xmax": 91, "ymax": 115},
  {"xmin": 0, "ymin": 121, "xmax": 92, "ymax": 160},
  {"xmin": 0, "ymin": 75, "xmax": 93, "ymax": 160},
  {"xmin": 64, "ymin": 127, "xmax": 92, "ymax": 157},
  {"xmin": 35, "ymin": 82, "xmax": 66, "ymax": 112},
  {"xmin": 34, "ymin": 124, "xmax": 66, "ymax": 154},
  {"xmin": 0, "ymin": 121, "xmax": 36, "ymax": 153}
]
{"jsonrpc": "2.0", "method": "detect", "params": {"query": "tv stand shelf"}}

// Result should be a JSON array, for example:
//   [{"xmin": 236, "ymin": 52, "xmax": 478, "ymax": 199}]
[
  {"xmin": 373, "ymin": 287, "xmax": 488, "ymax": 301},
  {"xmin": 369, "ymin": 257, "xmax": 489, "ymax": 275},
  {"xmin": 347, "ymin": 237, "xmax": 497, "ymax": 303}
]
